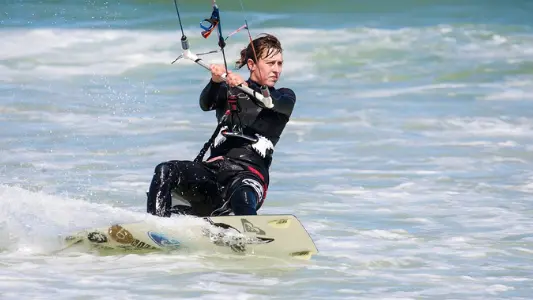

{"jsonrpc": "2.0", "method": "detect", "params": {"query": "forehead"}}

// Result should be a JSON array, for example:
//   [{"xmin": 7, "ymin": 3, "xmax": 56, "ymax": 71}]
[{"xmin": 261, "ymin": 51, "xmax": 283, "ymax": 62}]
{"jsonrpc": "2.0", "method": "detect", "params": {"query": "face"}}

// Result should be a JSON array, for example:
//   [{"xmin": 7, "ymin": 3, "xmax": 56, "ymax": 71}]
[{"xmin": 247, "ymin": 50, "xmax": 283, "ymax": 87}]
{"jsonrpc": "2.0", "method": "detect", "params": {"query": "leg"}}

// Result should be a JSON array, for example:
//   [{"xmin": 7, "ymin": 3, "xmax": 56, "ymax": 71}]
[
  {"xmin": 223, "ymin": 176, "xmax": 265, "ymax": 216},
  {"xmin": 147, "ymin": 162, "xmax": 175, "ymax": 217},
  {"xmin": 229, "ymin": 185, "xmax": 258, "ymax": 215},
  {"xmin": 147, "ymin": 160, "xmax": 219, "ymax": 217}
]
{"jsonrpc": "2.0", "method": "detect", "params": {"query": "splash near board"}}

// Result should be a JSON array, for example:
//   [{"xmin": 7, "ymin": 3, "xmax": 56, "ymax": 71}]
[{"xmin": 62, "ymin": 215, "xmax": 318, "ymax": 260}]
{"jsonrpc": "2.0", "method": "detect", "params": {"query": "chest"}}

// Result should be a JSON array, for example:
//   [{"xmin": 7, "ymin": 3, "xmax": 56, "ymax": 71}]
[{"xmin": 218, "ymin": 93, "xmax": 263, "ymax": 125}]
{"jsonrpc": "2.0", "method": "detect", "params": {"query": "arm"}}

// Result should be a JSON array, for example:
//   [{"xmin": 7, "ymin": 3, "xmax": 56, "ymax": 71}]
[
  {"xmin": 255, "ymin": 87, "xmax": 296, "ymax": 117},
  {"xmin": 199, "ymin": 80, "xmax": 228, "ymax": 111}
]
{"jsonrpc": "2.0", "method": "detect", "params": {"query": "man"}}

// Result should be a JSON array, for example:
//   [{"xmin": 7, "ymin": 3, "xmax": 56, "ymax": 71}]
[{"xmin": 146, "ymin": 34, "xmax": 295, "ymax": 217}]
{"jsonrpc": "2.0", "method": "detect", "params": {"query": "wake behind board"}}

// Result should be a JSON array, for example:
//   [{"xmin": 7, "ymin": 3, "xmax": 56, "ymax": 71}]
[{"xmin": 63, "ymin": 215, "xmax": 318, "ymax": 260}]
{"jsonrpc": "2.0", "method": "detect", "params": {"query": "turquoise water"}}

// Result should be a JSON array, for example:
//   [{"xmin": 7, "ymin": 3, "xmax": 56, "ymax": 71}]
[{"xmin": 1, "ymin": 0, "xmax": 533, "ymax": 299}]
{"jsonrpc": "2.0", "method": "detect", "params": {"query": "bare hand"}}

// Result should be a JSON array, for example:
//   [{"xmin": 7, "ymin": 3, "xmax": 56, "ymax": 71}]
[
  {"xmin": 210, "ymin": 64, "xmax": 248, "ymax": 87},
  {"xmin": 226, "ymin": 72, "xmax": 247, "ymax": 88},
  {"xmin": 210, "ymin": 64, "xmax": 226, "ymax": 83}
]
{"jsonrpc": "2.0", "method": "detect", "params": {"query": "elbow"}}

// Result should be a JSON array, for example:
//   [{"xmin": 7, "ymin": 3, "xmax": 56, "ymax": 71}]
[
  {"xmin": 271, "ymin": 98, "xmax": 295, "ymax": 116},
  {"xmin": 199, "ymin": 92, "xmax": 213, "ymax": 111},
  {"xmin": 199, "ymin": 101, "xmax": 210, "ymax": 111}
]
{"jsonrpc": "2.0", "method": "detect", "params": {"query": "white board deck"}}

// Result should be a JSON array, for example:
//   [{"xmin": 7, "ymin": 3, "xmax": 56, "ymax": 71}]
[{"xmin": 63, "ymin": 215, "xmax": 318, "ymax": 260}]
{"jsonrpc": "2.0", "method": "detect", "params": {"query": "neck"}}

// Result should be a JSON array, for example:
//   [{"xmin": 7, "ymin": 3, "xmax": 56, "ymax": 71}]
[
  {"xmin": 250, "ymin": 73, "xmax": 262, "ymax": 85},
  {"xmin": 247, "ymin": 79, "xmax": 266, "ymax": 89}
]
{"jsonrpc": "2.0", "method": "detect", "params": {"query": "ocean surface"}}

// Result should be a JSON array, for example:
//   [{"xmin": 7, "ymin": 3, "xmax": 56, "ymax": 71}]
[{"xmin": 2, "ymin": 0, "xmax": 533, "ymax": 299}]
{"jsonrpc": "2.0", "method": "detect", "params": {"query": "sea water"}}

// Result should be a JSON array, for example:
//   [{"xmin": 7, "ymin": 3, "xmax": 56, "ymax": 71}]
[{"xmin": 1, "ymin": 0, "xmax": 533, "ymax": 299}]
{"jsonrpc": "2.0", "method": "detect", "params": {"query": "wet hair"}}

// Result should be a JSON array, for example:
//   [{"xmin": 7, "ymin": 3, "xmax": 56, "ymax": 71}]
[{"xmin": 235, "ymin": 34, "xmax": 283, "ymax": 69}]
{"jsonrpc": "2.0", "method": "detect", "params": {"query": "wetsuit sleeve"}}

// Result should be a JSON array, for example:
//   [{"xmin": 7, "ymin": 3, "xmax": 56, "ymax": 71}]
[
  {"xmin": 199, "ymin": 80, "xmax": 227, "ymax": 111},
  {"xmin": 263, "ymin": 88, "xmax": 296, "ymax": 117}
]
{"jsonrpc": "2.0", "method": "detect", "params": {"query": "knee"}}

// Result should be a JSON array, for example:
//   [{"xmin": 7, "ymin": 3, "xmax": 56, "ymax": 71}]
[{"xmin": 154, "ymin": 162, "xmax": 173, "ymax": 177}]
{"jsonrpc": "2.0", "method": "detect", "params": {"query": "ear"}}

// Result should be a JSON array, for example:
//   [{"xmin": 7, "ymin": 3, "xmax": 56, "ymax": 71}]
[{"xmin": 246, "ymin": 58, "xmax": 255, "ymax": 71}]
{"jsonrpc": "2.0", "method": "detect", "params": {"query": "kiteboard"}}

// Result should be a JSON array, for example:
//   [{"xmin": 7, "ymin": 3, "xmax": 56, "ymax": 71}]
[{"xmin": 62, "ymin": 214, "xmax": 318, "ymax": 260}]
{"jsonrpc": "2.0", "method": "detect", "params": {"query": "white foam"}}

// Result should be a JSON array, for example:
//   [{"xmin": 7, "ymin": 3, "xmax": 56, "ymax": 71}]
[
  {"xmin": 354, "ymin": 83, "xmax": 469, "ymax": 99},
  {"xmin": 0, "ymin": 27, "xmax": 315, "ymax": 82},
  {"xmin": 479, "ymin": 78, "xmax": 533, "ymax": 101},
  {"xmin": 0, "ymin": 185, "xmax": 211, "ymax": 254},
  {"xmin": 408, "ymin": 116, "xmax": 533, "ymax": 137},
  {"xmin": 4, "ymin": 24, "xmax": 533, "ymax": 85},
  {"xmin": 0, "ymin": 184, "xmax": 143, "ymax": 252}
]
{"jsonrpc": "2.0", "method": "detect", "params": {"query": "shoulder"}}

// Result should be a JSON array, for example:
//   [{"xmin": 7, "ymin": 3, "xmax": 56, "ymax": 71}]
[
  {"xmin": 276, "ymin": 87, "xmax": 296, "ymax": 99},
  {"xmin": 276, "ymin": 87, "xmax": 294, "ymax": 94}
]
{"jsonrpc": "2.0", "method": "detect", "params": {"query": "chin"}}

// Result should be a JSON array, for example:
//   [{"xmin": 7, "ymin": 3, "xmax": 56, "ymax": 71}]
[{"xmin": 267, "ymin": 79, "xmax": 278, "ymax": 87}]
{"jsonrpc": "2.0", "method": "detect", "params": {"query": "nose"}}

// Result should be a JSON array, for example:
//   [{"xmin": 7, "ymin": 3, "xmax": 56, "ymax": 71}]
[{"xmin": 272, "ymin": 63, "xmax": 280, "ymax": 73}]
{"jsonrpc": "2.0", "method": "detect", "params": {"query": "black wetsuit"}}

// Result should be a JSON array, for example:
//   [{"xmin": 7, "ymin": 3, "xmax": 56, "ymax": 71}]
[{"xmin": 146, "ymin": 79, "xmax": 296, "ymax": 217}]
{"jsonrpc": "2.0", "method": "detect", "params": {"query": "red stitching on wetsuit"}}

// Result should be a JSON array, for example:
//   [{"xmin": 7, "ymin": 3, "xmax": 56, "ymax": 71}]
[{"xmin": 246, "ymin": 166, "xmax": 268, "ymax": 201}]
